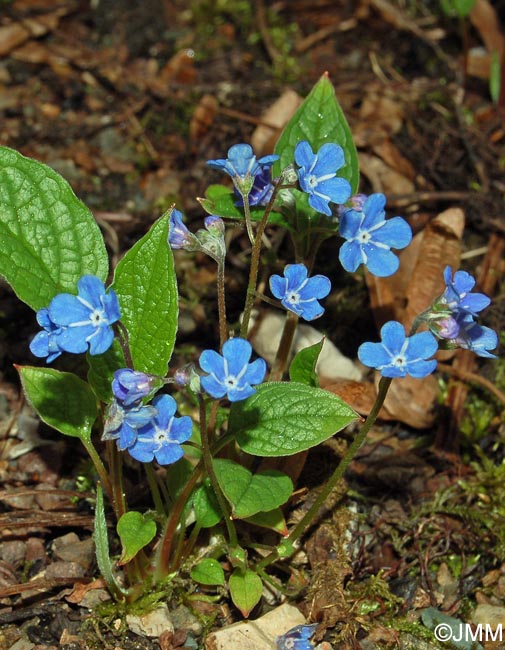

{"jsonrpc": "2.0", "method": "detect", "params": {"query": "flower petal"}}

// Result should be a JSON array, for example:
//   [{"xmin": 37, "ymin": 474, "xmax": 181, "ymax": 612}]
[
  {"xmin": 269, "ymin": 274, "xmax": 288, "ymax": 300},
  {"xmin": 379, "ymin": 321, "xmax": 406, "ymax": 354},
  {"xmin": 361, "ymin": 193, "xmax": 386, "ymax": 228},
  {"xmin": 243, "ymin": 358, "xmax": 267, "ymax": 386},
  {"xmin": 339, "ymin": 240, "xmax": 364, "ymax": 273},
  {"xmin": 405, "ymin": 331, "xmax": 438, "ymax": 360},
  {"xmin": 49, "ymin": 294, "xmax": 90, "ymax": 325},
  {"xmin": 363, "ymin": 246, "xmax": 400, "ymax": 277},
  {"xmin": 317, "ymin": 176, "xmax": 351, "ymax": 205},
  {"xmin": 371, "ymin": 217, "xmax": 412, "ymax": 249},
  {"xmin": 76, "ymin": 275, "xmax": 107, "ymax": 309},
  {"xmin": 222, "ymin": 338, "xmax": 253, "ymax": 376},
  {"xmin": 155, "ymin": 443, "xmax": 184, "ymax": 465},
  {"xmin": 294, "ymin": 141, "xmax": 315, "ymax": 169},
  {"xmin": 199, "ymin": 349, "xmax": 225, "ymax": 378},
  {"xmin": 201, "ymin": 374, "xmax": 227, "ymax": 399},
  {"xmin": 405, "ymin": 359, "xmax": 438, "ymax": 378},
  {"xmin": 299, "ymin": 275, "xmax": 331, "ymax": 300},
  {"xmin": 358, "ymin": 341, "xmax": 393, "ymax": 368}
]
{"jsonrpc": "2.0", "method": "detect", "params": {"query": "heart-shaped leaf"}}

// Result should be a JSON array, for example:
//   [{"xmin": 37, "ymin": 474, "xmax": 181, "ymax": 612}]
[
  {"xmin": 230, "ymin": 382, "xmax": 359, "ymax": 457},
  {"xmin": 190, "ymin": 558, "xmax": 225, "ymax": 586},
  {"xmin": 229, "ymin": 568, "xmax": 262, "ymax": 617},
  {"xmin": 116, "ymin": 511, "xmax": 157, "ymax": 565},
  {"xmin": 193, "ymin": 482, "xmax": 222, "ymax": 528},
  {"xmin": 213, "ymin": 458, "xmax": 293, "ymax": 519}
]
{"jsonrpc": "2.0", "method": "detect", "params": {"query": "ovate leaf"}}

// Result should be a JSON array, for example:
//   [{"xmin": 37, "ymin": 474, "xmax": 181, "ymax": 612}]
[
  {"xmin": 289, "ymin": 339, "xmax": 323, "ymax": 387},
  {"xmin": 229, "ymin": 568, "xmax": 262, "ymax": 617},
  {"xmin": 0, "ymin": 146, "xmax": 108, "ymax": 310},
  {"xmin": 231, "ymin": 382, "xmax": 358, "ymax": 457},
  {"xmin": 190, "ymin": 558, "xmax": 225, "ymax": 586},
  {"xmin": 193, "ymin": 482, "xmax": 222, "ymax": 528},
  {"xmin": 274, "ymin": 73, "xmax": 359, "ymax": 194},
  {"xmin": 117, "ymin": 511, "xmax": 157, "ymax": 565},
  {"xmin": 17, "ymin": 366, "xmax": 97, "ymax": 442},
  {"xmin": 112, "ymin": 214, "xmax": 178, "ymax": 376},
  {"xmin": 213, "ymin": 458, "xmax": 293, "ymax": 519}
]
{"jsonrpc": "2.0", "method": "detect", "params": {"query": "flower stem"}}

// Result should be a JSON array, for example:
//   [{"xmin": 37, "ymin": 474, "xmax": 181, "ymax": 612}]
[
  {"xmin": 269, "ymin": 310, "xmax": 298, "ymax": 381},
  {"xmin": 153, "ymin": 462, "xmax": 203, "ymax": 580},
  {"xmin": 216, "ymin": 259, "xmax": 228, "ymax": 349},
  {"xmin": 198, "ymin": 396, "xmax": 238, "ymax": 547},
  {"xmin": 255, "ymin": 376, "xmax": 393, "ymax": 571},
  {"xmin": 240, "ymin": 178, "xmax": 286, "ymax": 339},
  {"xmin": 145, "ymin": 464, "xmax": 166, "ymax": 518},
  {"xmin": 81, "ymin": 438, "xmax": 113, "ymax": 505},
  {"xmin": 242, "ymin": 195, "xmax": 256, "ymax": 246}
]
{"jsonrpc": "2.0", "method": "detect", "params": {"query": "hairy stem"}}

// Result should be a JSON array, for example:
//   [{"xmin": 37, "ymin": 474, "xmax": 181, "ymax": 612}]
[{"xmin": 269, "ymin": 310, "xmax": 298, "ymax": 381}]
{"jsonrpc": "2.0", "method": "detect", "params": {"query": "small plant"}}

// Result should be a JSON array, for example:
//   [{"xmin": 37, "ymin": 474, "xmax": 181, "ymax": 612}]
[{"xmin": 0, "ymin": 74, "xmax": 498, "ymax": 622}]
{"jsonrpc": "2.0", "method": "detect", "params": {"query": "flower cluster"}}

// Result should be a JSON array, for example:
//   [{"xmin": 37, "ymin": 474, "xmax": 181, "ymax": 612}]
[
  {"xmin": 269, "ymin": 263, "xmax": 331, "ymax": 321},
  {"xmin": 199, "ymin": 338, "xmax": 266, "ymax": 402},
  {"xmin": 338, "ymin": 193, "xmax": 412, "ymax": 277},
  {"xmin": 30, "ymin": 275, "xmax": 121, "ymax": 363},
  {"xmin": 426, "ymin": 266, "xmax": 497, "ymax": 358},
  {"xmin": 168, "ymin": 209, "xmax": 226, "ymax": 263},
  {"xmin": 208, "ymin": 143, "xmax": 278, "ymax": 198},
  {"xmin": 103, "ymin": 368, "xmax": 192, "ymax": 465}
]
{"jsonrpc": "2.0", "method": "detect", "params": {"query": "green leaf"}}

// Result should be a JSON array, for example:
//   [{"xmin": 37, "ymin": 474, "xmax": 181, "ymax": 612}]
[
  {"xmin": 0, "ymin": 146, "xmax": 108, "ymax": 311},
  {"xmin": 213, "ymin": 458, "xmax": 293, "ymax": 519},
  {"xmin": 198, "ymin": 184, "xmax": 289, "ymax": 227},
  {"xmin": 490, "ymin": 50, "xmax": 501, "ymax": 104},
  {"xmin": 273, "ymin": 73, "xmax": 359, "ymax": 216},
  {"xmin": 112, "ymin": 214, "xmax": 178, "ymax": 376},
  {"xmin": 94, "ymin": 484, "xmax": 128, "ymax": 600},
  {"xmin": 190, "ymin": 558, "xmax": 225, "ymax": 586},
  {"xmin": 243, "ymin": 508, "xmax": 288, "ymax": 536},
  {"xmin": 116, "ymin": 511, "xmax": 157, "ymax": 565},
  {"xmin": 193, "ymin": 482, "xmax": 222, "ymax": 528},
  {"xmin": 229, "ymin": 568, "xmax": 262, "ymax": 617},
  {"xmin": 17, "ymin": 366, "xmax": 97, "ymax": 442},
  {"xmin": 440, "ymin": 0, "xmax": 476, "ymax": 16},
  {"xmin": 231, "ymin": 382, "xmax": 358, "ymax": 457},
  {"xmin": 289, "ymin": 339, "xmax": 324, "ymax": 387},
  {"xmin": 87, "ymin": 340, "xmax": 126, "ymax": 402}
]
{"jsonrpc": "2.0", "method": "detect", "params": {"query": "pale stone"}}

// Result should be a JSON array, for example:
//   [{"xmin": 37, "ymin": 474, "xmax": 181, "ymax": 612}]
[
  {"xmin": 205, "ymin": 603, "xmax": 306, "ymax": 650},
  {"xmin": 126, "ymin": 603, "xmax": 174, "ymax": 638},
  {"xmin": 249, "ymin": 310, "xmax": 362, "ymax": 382},
  {"xmin": 471, "ymin": 603, "xmax": 505, "ymax": 628}
]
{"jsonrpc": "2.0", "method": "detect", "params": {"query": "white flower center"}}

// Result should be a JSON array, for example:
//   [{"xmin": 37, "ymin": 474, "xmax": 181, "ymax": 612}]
[
  {"xmin": 308, "ymin": 174, "xmax": 319, "ymax": 188},
  {"xmin": 358, "ymin": 230, "xmax": 372, "ymax": 244},
  {"xmin": 89, "ymin": 308, "xmax": 107, "ymax": 326},
  {"xmin": 287, "ymin": 291, "xmax": 300, "ymax": 305}
]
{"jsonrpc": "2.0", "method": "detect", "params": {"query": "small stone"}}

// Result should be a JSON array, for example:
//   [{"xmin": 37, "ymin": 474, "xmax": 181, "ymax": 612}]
[
  {"xmin": 25, "ymin": 538, "xmax": 46, "ymax": 564},
  {"xmin": 472, "ymin": 603, "xmax": 505, "ymax": 628},
  {"xmin": 205, "ymin": 603, "xmax": 306, "ymax": 650},
  {"xmin": 170, "ymin": 604, "xmax": 203, "ymax": 635},
  {"xmin": 126, "ymin": 603, "xmax": 174, "ymax": 638},
  {"xmin": 45, "ymin": 561, "xmax": 85, "ymax": 579},
  {"xmin": 0, "ymin": 540, "xmax": 26, "ymax": 566},
  {"xmin": 51, "ymin": 533, "xmax": 93, "ymax": 570}
]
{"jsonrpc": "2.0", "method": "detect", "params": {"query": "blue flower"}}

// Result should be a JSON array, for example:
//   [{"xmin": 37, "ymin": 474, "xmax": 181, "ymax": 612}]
[
  {"xmin": 269, "ymin": 264, "xmax": 331, "ymax": 321},
  {"xmin": 199, "ymin": 338, "xmax": 266, "ymax": 402},
  {"xmin": 29, "ymin": 308, "xmax": 65, "ymax": 363},
  {"xmin": 112, "ymin": 368, "xmax": 156, "ymax": 406},
  {"xmin": 102, "ymin": 400, "xmax": 157, "ymax": 450},
  {"xmin": 30, "ymin": 276, "xmax": 120, "ymax": 360},
  {"xmin": 338, "ymin": 193, "xmax": 412, "ymax": 277},
  {"xmin": 277, "ymin": 624, "xmax": 318, "ymax": 650},
  {"xmin": 448, "ymin": 313, "xmax": 498, "ymax": 358},
  {"xmin": 127, "ymin": 394, "xmax": 192, "ymax": 465},
  {"xmin": 358, "ymin": 321, "xmax": 438, "ymax": 378},
  {"xmin": 207, "ymin": 144, "xmax": 278, "ymax": 184},
  {"xmin": 168, "ymin": 208, "xmax": 199, "ymax": 250},
  {"xmin": 294, "ymin": 141, "xmax": 351, "ymax": 216},
  {"xmin": 441, "ymin": 266, "xmax": 491, "ymax": 317}
]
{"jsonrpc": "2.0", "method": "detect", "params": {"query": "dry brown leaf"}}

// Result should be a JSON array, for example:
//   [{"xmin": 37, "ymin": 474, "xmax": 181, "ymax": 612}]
[
  {"xmin": 358, "ymin": 152, "xmax": 415, "ymax": 195},
  {"xmin": 321, "ymin": 378, "xmax": 395, "ymax": 421},
  {"xmin": 251, "ymin": 89, "xmax": 302, "ymax": 156},
  {"xmin": 402, "ymin": 207, "xmax": 464, "ymax": 331},
  {"xmin": 372, "ymin": 139, "xmax": 416, "ymax": 181},
  {"xmin": 470, "ymin": 0, "xmax": 505, "ymax": 57},
  {"xmin": 190, "ymin": 94, "xmax": 219, "ymax": 142},
  {"xmin": 0, "ymin": 23, "xmax": 31, "ymax": 56},
  {"xmin": 380, "ymin": 373, "xmax": 439, "ymax": 429}
]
